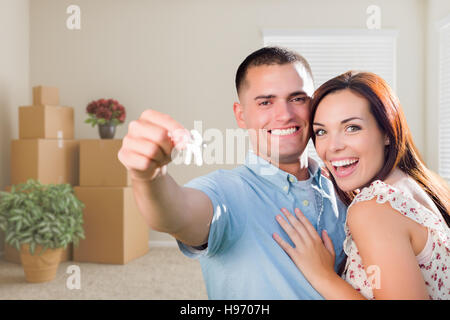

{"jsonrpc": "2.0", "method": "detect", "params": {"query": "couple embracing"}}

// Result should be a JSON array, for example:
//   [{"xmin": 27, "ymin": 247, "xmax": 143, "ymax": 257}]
[{"xmin": 118, "ymin": 47, "xmax": 450, "ymax": 300}]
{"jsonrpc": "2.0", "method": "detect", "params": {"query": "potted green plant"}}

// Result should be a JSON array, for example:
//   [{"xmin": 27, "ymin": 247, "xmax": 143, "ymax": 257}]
[
  {"xmin": 85, "ymin": 98, "xmax": 126, "ymax": 139},
  {"xmin": 0, "ymin": 179, "xmax": 85, "ymax": 283}
]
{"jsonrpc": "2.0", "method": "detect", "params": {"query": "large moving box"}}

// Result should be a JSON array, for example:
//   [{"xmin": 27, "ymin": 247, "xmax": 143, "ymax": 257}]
[
  {"xmin": 11, "ymin": 139, "xmax": 79, "ymax": 186},
  {"xmin": 19, "ymin": 105, "xmax": 74, "ymax": 139},
  {"xmin": 2, "ymin": 86, "xmax": 77, "ymax": 264},
  {"xmin": 79, "ymin": 139, "xmax": 131, "ymax": 186},
  {"xmin": 73, "ymin": 187, "xmax": 149, "ymax": 264}
]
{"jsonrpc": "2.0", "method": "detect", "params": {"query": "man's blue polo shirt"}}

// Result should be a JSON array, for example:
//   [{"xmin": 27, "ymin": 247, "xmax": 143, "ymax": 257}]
[{"xmin": 177, "ymin": 150, "xmax": 347, "ymax": 300}]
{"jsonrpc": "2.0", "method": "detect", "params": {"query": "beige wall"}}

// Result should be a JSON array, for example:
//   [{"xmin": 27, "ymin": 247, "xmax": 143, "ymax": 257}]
[
  {"xmin": 426, "ymin": 0, "xmax": 450, "ymax": 171},
  {"xmin": 0, "ymin": 0, "xmax": 429, "ymax": 247},
  {"xmin": 0, "ymin": 0, "xmax": 30, "ymax": 252},
  {"xmin": 29, "ymin": 0, "xmax": 427, "ymax": 172},
  {"xmin": 28, "ymin": 0, "xmax": 427, "ymax": 243}
]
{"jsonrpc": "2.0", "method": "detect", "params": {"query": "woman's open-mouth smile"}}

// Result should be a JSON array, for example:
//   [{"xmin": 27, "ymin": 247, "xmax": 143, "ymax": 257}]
[{"xmin": 330, "ymin": 157, "xmax": 360, "ymax": 178}]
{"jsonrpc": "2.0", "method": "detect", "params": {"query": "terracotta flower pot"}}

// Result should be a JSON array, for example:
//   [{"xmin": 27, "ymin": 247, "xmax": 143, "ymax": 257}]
[{"xmin": 20, "ymin": 244, "xmax": 63, "ymax": 283}]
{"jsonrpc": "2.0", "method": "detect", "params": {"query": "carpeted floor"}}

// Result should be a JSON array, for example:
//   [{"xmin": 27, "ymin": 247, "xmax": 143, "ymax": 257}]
[{"xmin": 0, "ymin": 247, "xmax": 207, "ymax": 300}]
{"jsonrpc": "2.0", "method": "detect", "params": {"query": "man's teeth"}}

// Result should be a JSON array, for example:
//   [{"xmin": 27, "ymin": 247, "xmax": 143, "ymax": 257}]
[
  {"xmin": 270, "ymin": 127, "xmax": 298, "ymax": 136},
  {"xmin": 331, "ymin": 159, "xmax": 358, "ymax": 167}
]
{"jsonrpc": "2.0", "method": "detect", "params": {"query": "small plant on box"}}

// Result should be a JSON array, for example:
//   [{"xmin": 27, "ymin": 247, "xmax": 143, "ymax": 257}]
[
  {"xmin": 85, "ymin": 98, "xmax": 126, "ymax": 127},
  {"xmin": 85, "ymin": 98, "xmax": 126, "ymax": 139},
  {"xmin": 0, "ymin": 179, "xmax": 85, "ymax": 283}
]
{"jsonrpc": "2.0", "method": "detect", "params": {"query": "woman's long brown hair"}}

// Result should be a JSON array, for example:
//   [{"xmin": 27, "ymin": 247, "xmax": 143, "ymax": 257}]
[{"xmin": 310, "ymin": 71, "xmax": 450, "ymax": 229}]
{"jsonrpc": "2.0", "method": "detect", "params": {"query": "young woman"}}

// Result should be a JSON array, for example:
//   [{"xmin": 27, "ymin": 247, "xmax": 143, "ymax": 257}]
[{"xmin": 273, "ymin": 71, "xmax": 450, "ymax": 300}]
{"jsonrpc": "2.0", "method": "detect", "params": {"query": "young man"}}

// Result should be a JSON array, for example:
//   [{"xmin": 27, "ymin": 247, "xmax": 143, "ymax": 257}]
[{"xmin": 118, "ymin": 47, "xmax": 347, "ymax": 299}]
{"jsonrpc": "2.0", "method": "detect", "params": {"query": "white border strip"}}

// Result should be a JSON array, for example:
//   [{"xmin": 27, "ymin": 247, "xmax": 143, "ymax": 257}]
[
  {"xmin": 262, "ymin": 28, "xmax": 399, "ymax": 39},
  {"xmin": 436, "ymin": 14, "xmax": 450, "ymax": 31}
]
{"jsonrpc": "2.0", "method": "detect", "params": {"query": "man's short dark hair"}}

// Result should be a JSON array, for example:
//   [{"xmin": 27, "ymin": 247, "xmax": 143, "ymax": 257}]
[{"xmin": 235, "ymin": 46, "xmax": 313, "ymax": 97}]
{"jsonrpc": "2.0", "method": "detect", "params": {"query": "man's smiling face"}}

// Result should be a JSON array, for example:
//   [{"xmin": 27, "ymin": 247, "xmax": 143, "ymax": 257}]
[{"xmin": 234, "ymin": 63, "xmax": 314, "ymax": 164}]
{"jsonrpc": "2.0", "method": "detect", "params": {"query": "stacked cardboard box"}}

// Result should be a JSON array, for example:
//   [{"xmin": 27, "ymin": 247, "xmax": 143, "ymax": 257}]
[
  {"xmin": 73, "ymin": 140, "xmax": 149, "ymax": 264},
  {"xmin": 4, "ymin": 86, "xmax": 78, "ymax": 263}
]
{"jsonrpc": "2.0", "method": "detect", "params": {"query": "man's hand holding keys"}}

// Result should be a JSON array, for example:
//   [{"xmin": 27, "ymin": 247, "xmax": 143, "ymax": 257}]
[{"xmin": 118, "ymin": 109, "xmax": 190, "ymax": 182}]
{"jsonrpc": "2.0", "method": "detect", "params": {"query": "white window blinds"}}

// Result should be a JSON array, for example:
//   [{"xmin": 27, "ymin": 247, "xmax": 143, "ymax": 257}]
[
  {"xmin": 263, "ymin": 29, "xmax": 398, "ymax": 165},
  {"xmin": 438, "ymin": 19, "xmax": 450, "ymax": 183}
]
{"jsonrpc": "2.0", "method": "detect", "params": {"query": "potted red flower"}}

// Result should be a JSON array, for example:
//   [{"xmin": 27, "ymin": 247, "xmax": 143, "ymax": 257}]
[{"xmin": 85, "ymin": 98, "xmax": 126, "ymax": 139}]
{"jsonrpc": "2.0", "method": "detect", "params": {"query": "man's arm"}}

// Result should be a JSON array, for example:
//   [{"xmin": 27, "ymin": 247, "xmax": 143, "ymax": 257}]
[
  {"xmin": 118, "ymin": 109, "xmax": 213, "ymax": 247},
  {"xmin": 131, "ymin": 173, "xmax": 213, "ymax": 247}
]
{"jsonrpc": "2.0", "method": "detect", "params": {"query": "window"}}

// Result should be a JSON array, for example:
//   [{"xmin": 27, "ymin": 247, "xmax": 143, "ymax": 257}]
[
  {"xmin": 263, "ymin": 29, "xmax": 397, "ymax": 165},
  {"xmin": 438, "ymin": 17, "xmax": 450, "ymax": 183}
]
